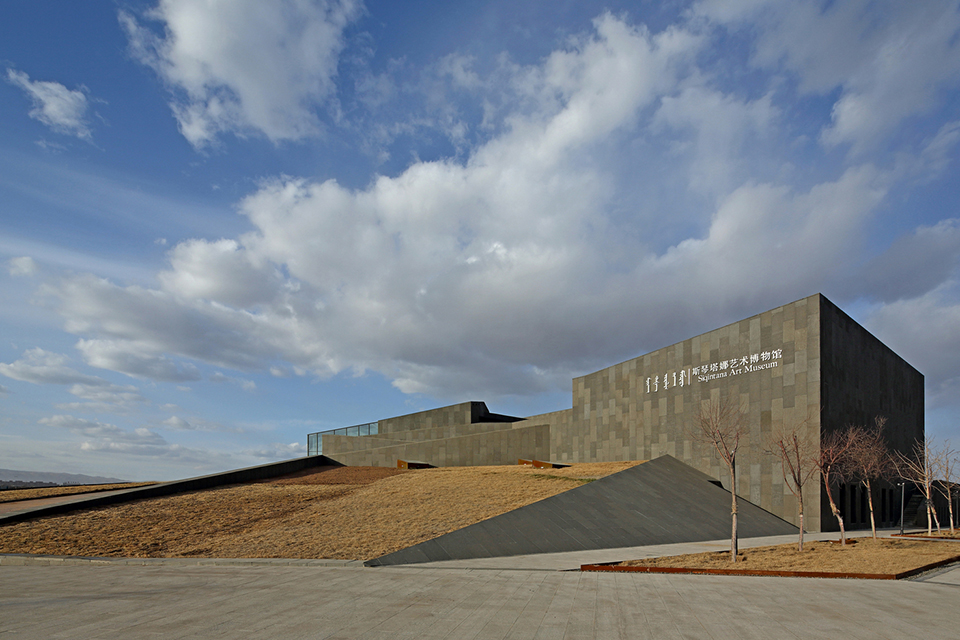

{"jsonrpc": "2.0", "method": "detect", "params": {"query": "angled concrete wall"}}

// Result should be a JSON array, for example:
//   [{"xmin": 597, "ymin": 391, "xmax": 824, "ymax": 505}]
[{"xmin": 367, "ymin": 455, "xmax": 797, "ymax": 566}]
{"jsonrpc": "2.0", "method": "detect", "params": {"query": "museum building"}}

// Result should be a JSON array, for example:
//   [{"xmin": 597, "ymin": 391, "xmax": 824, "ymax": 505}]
[{"xmin": 309, "ymin": 293, "xmax": 924, "ymax": 532}]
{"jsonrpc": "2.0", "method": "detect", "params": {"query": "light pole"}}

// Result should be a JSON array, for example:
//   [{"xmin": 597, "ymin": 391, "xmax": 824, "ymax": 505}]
[{"xmin": 899, "ymin": 482, "xmax": 905, "ymax": 536}]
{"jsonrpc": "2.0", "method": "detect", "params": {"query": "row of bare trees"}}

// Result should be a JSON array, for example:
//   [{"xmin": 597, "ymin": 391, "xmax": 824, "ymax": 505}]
[{"xmin": 694, "ymin": 398, "xmax": 958, "ymax": 561}]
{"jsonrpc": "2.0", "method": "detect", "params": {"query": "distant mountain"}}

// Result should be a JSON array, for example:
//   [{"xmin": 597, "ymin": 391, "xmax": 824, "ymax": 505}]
[{"xmin": 0, "ymin": 468, "xmax": 126, "ymax": 485}]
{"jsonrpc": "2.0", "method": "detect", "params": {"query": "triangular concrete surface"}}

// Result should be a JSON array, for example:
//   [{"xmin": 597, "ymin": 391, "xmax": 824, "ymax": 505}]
[{"xmin": 366, "ymin": 454, "xmax": 797, "ymax": 566}]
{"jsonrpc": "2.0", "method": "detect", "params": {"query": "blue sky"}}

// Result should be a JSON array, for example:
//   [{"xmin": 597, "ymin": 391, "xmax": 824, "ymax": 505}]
[{"xmin": 2, "ymin": 0, "xmax": 959, "ymax": 481}]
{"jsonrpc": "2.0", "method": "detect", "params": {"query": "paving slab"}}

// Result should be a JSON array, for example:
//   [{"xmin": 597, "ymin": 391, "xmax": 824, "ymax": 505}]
[{"xmin": 3, "ymin": 560, "xmax": 960, "ymax": 639}]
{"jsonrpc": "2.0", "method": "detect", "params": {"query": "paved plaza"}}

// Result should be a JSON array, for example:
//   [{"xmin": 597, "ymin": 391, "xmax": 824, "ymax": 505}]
[{"xmin": 3, "ymin": 535, "xmax": 959, "ymax": 640}]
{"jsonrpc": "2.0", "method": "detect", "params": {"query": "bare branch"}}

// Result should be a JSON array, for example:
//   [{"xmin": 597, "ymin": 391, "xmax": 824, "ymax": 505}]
[
  {"xmin": 766, "ymin": 421, "xmax": 818, "ymax": 550},
  {"xmin": 692, "ymin": 397, "xmax": 746, "ymax": 561},
  {"xmin": 844, "ymin": 417, "xmax": 894, "ymax": 538},
  {"xmin": 812, "ymin": 428, "xmax": 855, "ymax": 544},
  {"xmin": 895, "ymin": 437, "xmax": 941, "ymax": 535},
  {"xmin": 933, "ymin": 441, "xmax": 957, "ymax": 533}
]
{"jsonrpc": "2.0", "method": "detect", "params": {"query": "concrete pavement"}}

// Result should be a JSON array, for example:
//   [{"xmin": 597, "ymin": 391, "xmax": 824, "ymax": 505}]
[
  {"xmin": 3, "ymin": 561, "xmax": 959, "ymax": 639},
  {"xmin": 3, "ymin": 531, "xmax": 960, "ymax": 639}
]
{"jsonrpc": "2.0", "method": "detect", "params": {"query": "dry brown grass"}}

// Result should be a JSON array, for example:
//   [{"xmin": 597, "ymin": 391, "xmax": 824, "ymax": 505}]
[
  {"xmin": 619, "ymin": 537, "xmax": 960, "ymax": 574},
  {"xmin": 0, "ymin": 462, "xmax": 639, "ymax": 561},
  {"xmin": 0, "ymin": 483, "xmax": 155, "ymax": 504}
]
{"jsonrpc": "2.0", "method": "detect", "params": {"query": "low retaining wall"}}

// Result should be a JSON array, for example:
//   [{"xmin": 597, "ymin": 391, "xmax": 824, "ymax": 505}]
[{"xmin": 0, "ymin": 455, "xmax": 340, "ymax": 525}]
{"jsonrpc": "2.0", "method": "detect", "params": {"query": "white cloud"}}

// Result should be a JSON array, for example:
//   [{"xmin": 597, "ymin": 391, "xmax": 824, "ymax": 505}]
[
  {"xmin": 55, "ymin": 383, "xmax": 149, "ymax": 414},
  {"xmin": 866, "ymin": 285, "xmax": 960, "ymax": 408},
  {"xmin": 40, "ymin": 414, "xmax": 169, "ymax": 453},
  {"xmin": 245, "ymin": 441, "xmax": 306, "ymax": 459},
  {"xmin": 917, "ymin": 120, "xmax": 960, "ymax": 182},
  {"xmin": 694, "ymin": 0, "xmax": 960, "ymax": 154},
  {"xmin": 7, "ymin": 256, "xmax": 37, "ymax": 277},
  {"xmin": 120, "ymin": 0, "xmax": 363, "ymax": 148},
  {"xmin": 0, "ymin": 348, "xmax": 106, "ymax": 386},
  {"xmin": 37, "ymin": 414, "xmax": 224, "ymax": 463},
  {"xmin": 158, "ymin": 238, "xmax": 281, "ymax": 307},
  {"xmin": 29, "ymin": 10, "xmax": 960, "ymax": 408},
  {"xmin": 0, "ymin": 384, "xmax": 8, "ymax": 397},
  {"xmin": 162, "ymin": 416, "xmax": 192, "ymax": 430},
  {"xmin": 160, "ymin": 414, "xmax": 243, "ymax": 433},
  {"xmin": 76, "ymin": 338, "xmax": 202, "ymax": 382},
  {"xmin": 855, "ymin": 219, "xmax": 960, "ymax": 303},
  {"xmin": 6, "ymin": 69, "xmax": 94, "ymax": 139},
  {"xmin": 654, "ymin": 86, "xmax": 777, "ymax": 195},
  {"xmin": 209, "ymin": 371, "xmax": 256, "ymax": 391}
]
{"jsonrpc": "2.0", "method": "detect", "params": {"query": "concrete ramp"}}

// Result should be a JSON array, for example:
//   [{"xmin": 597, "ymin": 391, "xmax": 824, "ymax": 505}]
[{"xmin": 366, "ymin": 455, "xmax": 797, "ymax": 566}]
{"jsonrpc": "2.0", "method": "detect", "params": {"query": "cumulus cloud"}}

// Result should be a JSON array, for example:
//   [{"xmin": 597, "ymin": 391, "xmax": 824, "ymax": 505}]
[
  {"xmin": 6, "ymin": 69, "xmax": 94, "ymax": 139},
  {"xmin": 866, "ymin": 286, "xmax": 960, "ymax": 408},
  {"xmin": 39, "ymin": 414, "xmax": 178, "ymax": 456},
  {"xmin": 159, "ymin": 414, "xmax": 242, "ymax": 433},
  {"xmin": 39, "ymin": 413, "xmax": 226, "ymax": 464},
  {"xmin": 120, "ymin": 0, "xmax": 363, "ymax": 148},
  {"xmin": 917, "ymin": 120, "xmax": 960, "ymax": 182},
  {"xmin": 7, "ymin": 256, "xmax": 37, "ymax": 277},
  {"xmin": 654, "ymin": 86, "xmax": 778, "ymax": 195},
  {"xmin": 55, "ymin": 383, "xmax": 148, "ymax": 414},
  {"xmin": 32, "ymin": 10, "xmax": 960, "ymax": 406},
  {"xmin": 0, "ymin": 348, "xmax": 106, "ymax": 386},
  {"xmin": 693, "ymin": 0, "xmax": 960, "ymax": 154},
  {"xmin": 855, "ymin": 220, "xmax": 960, "ymax": 303},
  {"xmin": 162, "ymin": 416, "xmax": 192, "ymax": 430},
  {"xmin": 76, "ymin": 338, "xmax": 202, "ymax": 382},
  {"xmin": 158, "ymin": 239, "xmax": 282, "ymax": 308},
  {"xmin": 209, "ymin": 371, "xmax": 256, "ymax": 391},
  {"xmin": 245, "ymin": 441, "xmax": 306, "ymax": 459}
]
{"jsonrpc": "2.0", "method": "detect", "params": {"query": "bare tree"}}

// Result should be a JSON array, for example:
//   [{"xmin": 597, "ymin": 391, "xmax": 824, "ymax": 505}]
[
  {"xmin": 766, "ymin": 423, "xmax": 818, "ymax": 550},
  {"xmin": 693, "ymin": 397, "xmax": 746, "ymax": 562},
  {"xmin": 811, "ymin": 428, "xmax": 855, "ymax": 545},
  {"xmin": 844, "ymin": 417, "xmax": 893, "ymax": 539},
  {"xmin": 933, "ymin": 440, "xmax": 956, "ymax": 533},
  {"xmin": 896, "ymin": 437, "xmax": 941, "ymax": 535}
]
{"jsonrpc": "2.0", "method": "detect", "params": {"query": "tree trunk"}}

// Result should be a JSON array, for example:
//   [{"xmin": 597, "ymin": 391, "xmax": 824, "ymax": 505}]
[
  {"xmin": 824, "ymin": 483, "xmax": 846, "ymax": 545},
  {"xmin": 865, "ymin": 479, "xmax": 877, "ymax": 539},
  {"xmin": 730, "ymin": 459, "xmax": 738, "ymax": 562},
  {"xmin": 926, "ymin": 490, "xmax": 934, "ymax": 535},
  {"xmin": 948, "ymin": 488, "xmax": 955, "ymax": 533},
  {"xmin": 798, "ymin": 494, "xmax": 805, "ymax": 552}
]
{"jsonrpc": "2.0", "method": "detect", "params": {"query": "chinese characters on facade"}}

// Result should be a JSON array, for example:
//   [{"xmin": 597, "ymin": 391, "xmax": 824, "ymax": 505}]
[{"xmin": 645, "ymin": 349, "xmax": 783, "ymax": 393}]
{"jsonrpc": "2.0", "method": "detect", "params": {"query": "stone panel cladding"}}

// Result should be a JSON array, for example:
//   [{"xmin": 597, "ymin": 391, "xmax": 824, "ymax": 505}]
[
  {"xmin": 322, "ymin": 434, "xmax": 408, "ymax": 454},
  {"xmin": 817, "ymin": 296, "xmax": 924, "ymax": 530},
  {"xmin": 323, "ymin": 420, "xmax": 520, "ymax": 454},
  {"xmin": 511, "ymin": 409, "xmax": 574, "ymax": 460},
  {"xmin": 324, "ymin": 423, "xmax": 551, "ymax": 467},
  {"xmin": 549, "ymin": 293, "xmax": 823, "ymax": 529},
  {"xmin": 379, "ymin": 402, "xmax": 481, "ymax": 435}
]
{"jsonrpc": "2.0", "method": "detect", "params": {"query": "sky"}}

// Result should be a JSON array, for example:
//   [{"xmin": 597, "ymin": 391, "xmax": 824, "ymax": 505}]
[{"xmin": 1, "ymin": 0, "xmax": 959, "ymax": 482}]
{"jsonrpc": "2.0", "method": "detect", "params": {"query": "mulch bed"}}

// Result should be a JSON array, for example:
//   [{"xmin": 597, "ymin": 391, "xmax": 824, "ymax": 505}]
[{"xmin": 583, "ymin": 537, "xmax": 960, "ymax": 579}]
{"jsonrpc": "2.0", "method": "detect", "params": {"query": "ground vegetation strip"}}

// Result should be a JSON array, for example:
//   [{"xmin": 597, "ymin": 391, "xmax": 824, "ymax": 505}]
[
  {"xmin": 0, "ymin": 462, "xmax": 638, "ymax": 560},
  {"xmin": 0, "ymin": 483, "xmax": 156, "ymax": 504},
  {"xmin": 619, "ymin": 538, "xmax": 960, "ymax": 574}
]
